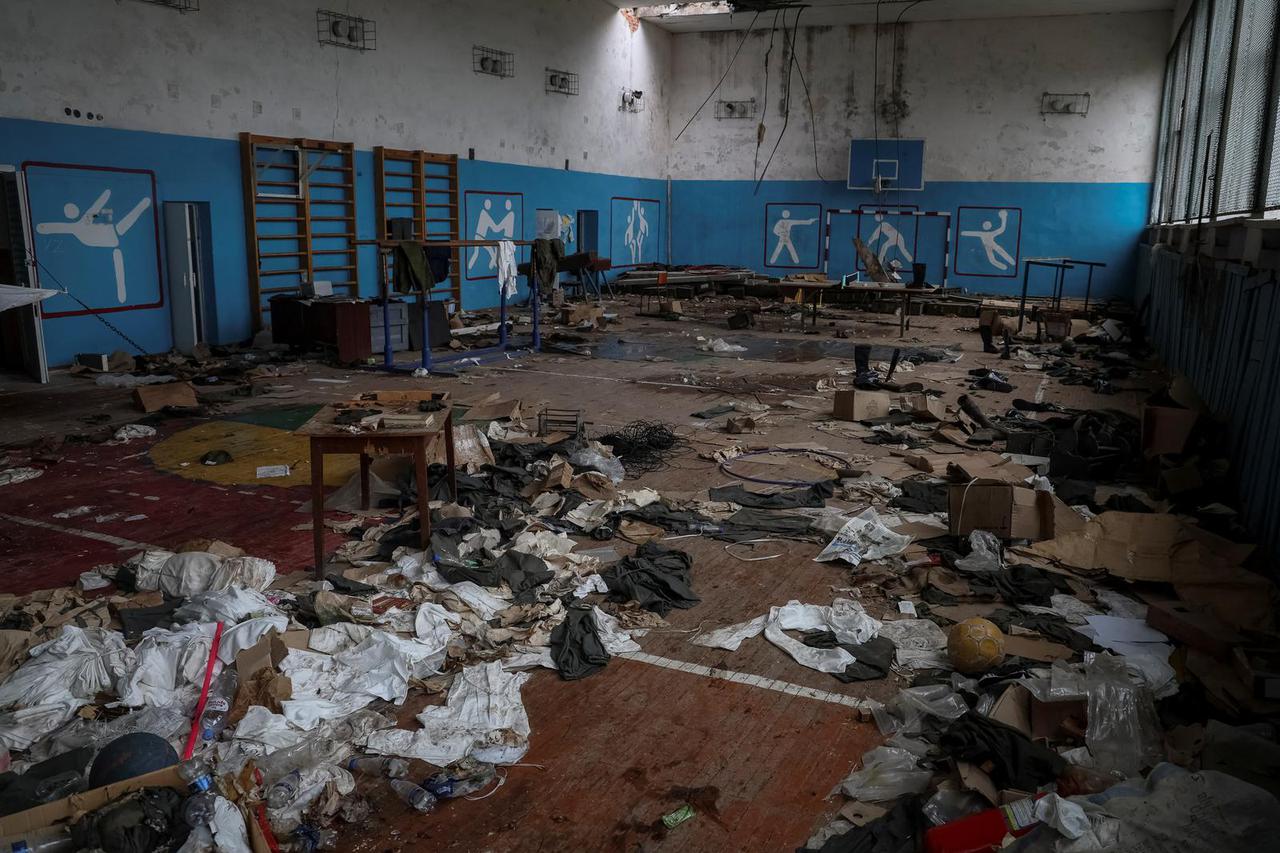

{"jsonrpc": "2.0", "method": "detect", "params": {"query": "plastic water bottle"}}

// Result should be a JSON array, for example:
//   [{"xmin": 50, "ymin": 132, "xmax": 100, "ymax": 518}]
[
  {"xmin": 389, "ymin": 779, "xmax": 438, "ymax": 813},
  {"xmin": 199, "ymin": 667, "xmax": 239, "ymax": 743},
  {"xmin": 33, "ymin": 772, "xmax": 83, "ymax": 803},
  {"xmin": 293, "ymin": 825, "xmax": 337, "ymax": 852},
  {"xmin": 423, "ymin": 761, "xmax": 496, "ymax": 799},
  {"xmin": 345, "ymin": 756, "xmax": 409, "ymax": 779},
  {"xmin": 178, "ymin": 758, "xmax": 218, "ymax": 827},
  {"xmin": 267, "ymin": 769, "xmax": 304, "ymax": 811},
  {"xmin": 258, "ymin": 737, "xmax": 347, "ymax": 784}
]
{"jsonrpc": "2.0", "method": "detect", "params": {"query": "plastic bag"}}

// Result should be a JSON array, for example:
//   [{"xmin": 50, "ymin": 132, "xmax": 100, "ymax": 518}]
[
  {"xmin": 839, "ymin": 746, "xmax": 933, "ymax": 802},
  {"xmin": 874, "ymin": 684, "xmax": 970, "ymax": 736},
  {"xmin": 1084, "ymin": 654, "xmax": 1163, "ymax": 777},
  {"xmin": 954, "ymin": 530, "xmax": 1003, "ymax": 573},
  {"xmin": 923, "ymin": 789, "xmax": 988, "ymax": 826},
  {"xmin": 569, "ymin": 447, "xmax": 625, "ymax": 484}
]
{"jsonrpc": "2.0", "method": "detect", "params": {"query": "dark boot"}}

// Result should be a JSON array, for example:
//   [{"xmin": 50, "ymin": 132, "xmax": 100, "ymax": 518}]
[
  {"xmin": 1000, "ymin": 331, "xmax": 1012, "ymax": 360},
  {"xmin": 979, "ymin": 325, "xmax": 999, "ymax": 354},
  {"xmin": 854, "ymin": 344, "xmax": 871, "ymax": 375}
]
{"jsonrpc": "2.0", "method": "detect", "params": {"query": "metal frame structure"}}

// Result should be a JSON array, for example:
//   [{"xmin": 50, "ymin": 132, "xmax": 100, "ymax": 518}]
[{"xmin": 822, "ymin": 208, "xmax": 951, "ymax": 285}]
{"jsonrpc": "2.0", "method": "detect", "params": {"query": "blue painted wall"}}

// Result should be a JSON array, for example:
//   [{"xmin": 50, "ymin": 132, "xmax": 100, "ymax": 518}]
[
  {"xmin": 671, "ymin": 179, "xmax": 1151, "ymax": 301},
  {"xmin": 1, "ymin": 118, "xmax": 666, "ymax": 367}
]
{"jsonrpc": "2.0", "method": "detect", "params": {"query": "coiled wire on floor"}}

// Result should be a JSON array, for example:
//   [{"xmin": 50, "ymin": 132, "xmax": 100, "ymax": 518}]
[{"xmin": 596, "ymin": 420, "xmax": 687, "ymax": 478}]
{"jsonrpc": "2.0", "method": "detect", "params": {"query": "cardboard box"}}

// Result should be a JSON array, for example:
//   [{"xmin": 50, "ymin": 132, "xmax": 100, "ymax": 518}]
[
  {"xmin": 903, "ymin": 393, "xmax": 946, "ymax": 421},
  {"xmin": 1146, "ymin": 600, "xmax": 1243, "ymax": 659},
  {"xmin": 658, "ymin": 299, "xmax": 682, "ymax": 315},
  {"xmin": 1232, "ymin": 647, "xmax": 1280, "ymax": 701},
  {"xmin": 561, "ymin": 304, "xmax": 605, "ymax": 325},
  {"xmin": 948, "ymin": 480, "xmax": 1054, "ymax": 540},
  {"xmin": 133, "ymin": 381, "xmax": 199, "ymax": 413},
  {"xmin": 1141, "ymin": 379, "xmax": 1204, "ymax": 457},
  {"xmin": 0, "ymin": 764, "xmax": 271, "ymax": 852},
  {"xmin": 1041, "ymin": 310, "xmax": 1071, "ymax": 341},
  {"xmin": 833, "ymin": 389, "xmax": 892, "ymax": 422},
  {"xmin": 978, "ymin": 307, "xmax": 1005, "ymax": 334}
]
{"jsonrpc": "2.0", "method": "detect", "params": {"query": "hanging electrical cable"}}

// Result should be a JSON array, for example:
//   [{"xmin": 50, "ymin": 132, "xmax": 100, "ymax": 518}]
[
  {"xmin": 673, "ymin": 10, "xmax": 762, "ymax": 144},
  {"xmin": 31, "ymin": 257, "xmax": 149, "ymax": 355},
  {"xmin": 753, "ymin": 4, "xmax": 805, "ymax": 194},
  {"xmin": 753, "ymin": 9, "xmax": 782, "ymax": 180}
]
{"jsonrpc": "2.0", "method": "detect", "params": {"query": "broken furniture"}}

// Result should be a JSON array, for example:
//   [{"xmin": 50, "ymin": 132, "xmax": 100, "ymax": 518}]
[
  {"xmin": 783, "ymin": 279, "xmax": 938, "ymax": 338},
  {"xmin": 1017, "ymin": 259, "xmax": 1076, "ymax": 331},
  {"xmin": 560, "ymin": 252, "xmax": 614, "ymax": 302},
  {"xmin": 639, "ymin": 285, "xmax": 694, "ymax": 314},
  {"xmin": 296, "ymin": 391, "xmax": 458, "ymax": 576}
]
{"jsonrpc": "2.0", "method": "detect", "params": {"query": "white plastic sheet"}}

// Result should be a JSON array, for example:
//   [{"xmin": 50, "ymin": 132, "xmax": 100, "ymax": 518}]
[
  {"xmin": 174, "ymin": 587, "xmax": 283, "ymax": 624},
  {"xmin": 839, "ymin": 746, "xmax": 933, "ymax": 801},
  {"xmin": 366, "ymin": 662, "xmax": 531, "ymax": 765},
  {"xmin": 0, "ymin": 284, "xmax": 57, "ymax": 313},
  {"xmin": 692, "ymin": 599, "xmax": 881, "ymax": 674}
]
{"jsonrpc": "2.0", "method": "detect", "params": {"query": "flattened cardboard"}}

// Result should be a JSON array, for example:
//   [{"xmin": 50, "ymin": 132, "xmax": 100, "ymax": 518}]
[
  {"xmin": 1145, "ymin": 600, "xmax": 1243, "ymax": 659},
  {"xmin": 833, "ymin": 389, "xmax": 892, "ymax": 423},
  {"xmin": 1002, "ymin": 634, "xmax": 1074, "ymax": 664},
  {"xmin": 1141, "ymin": 388, "xmax": 1200, "ymax": 457},
  {"xmin": 133, "ymin": 381, "xmax": 198, "ymax": 413}
]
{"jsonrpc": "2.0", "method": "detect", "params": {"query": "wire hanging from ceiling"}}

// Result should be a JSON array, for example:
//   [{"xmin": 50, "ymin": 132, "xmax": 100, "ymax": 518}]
[{"xmin": 673, "ymin": 10, "xmax": 763, "ymax": 143}]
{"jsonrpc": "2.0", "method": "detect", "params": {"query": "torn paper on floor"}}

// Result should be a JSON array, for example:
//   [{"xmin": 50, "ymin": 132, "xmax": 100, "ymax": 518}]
[
  {"xmin": 692, "ymin": 599, "xmax": 881, "ymax": 674},
  {"xmin": 814, "ymin": 508, "xmax": 912, "ymax": 566},
  {"xmin": 366, "ymin": 662, "xmax": 531, "ymax": 765}
]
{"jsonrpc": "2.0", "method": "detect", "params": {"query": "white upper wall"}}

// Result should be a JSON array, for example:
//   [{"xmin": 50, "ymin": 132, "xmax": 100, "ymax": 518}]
[
  {"xmin": 667, "ymin": 11, "xmax": 1170, "ymax": 183},
  {"xmin": 0, "ymin": 0, "xmax": 672, "ymax": 179}
]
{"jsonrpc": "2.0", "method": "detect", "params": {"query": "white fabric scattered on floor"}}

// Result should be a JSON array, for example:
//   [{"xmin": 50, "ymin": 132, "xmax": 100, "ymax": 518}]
[
  {"xmin": 233, "ymin": 706, "xmax": 308, "ymax": 752},
  {"xmin": 266, "ymin": 764, "xmax": 355, "ymax": 835},
  {"xmin": 0, "ymin": 627, "xmax": 132, "ymax": 749},
  {"xmin": 591, "ymin": 607, "xmax": 642, "ymax": 655},
  {"xmin": 218, "ymin": 616, "xmax": 290, "ymax": 664},
  {"xmin": 0, "ymin": 468, "xmax": 43, "ymax": 487},
  {"xmin": 440, "ymin": 581, "xmax": 510, "ymax": 621},
  {"xmin": 814, "ymin": 508, "xmax": 912, "ymax": 566},
  {"xmin": 692, "ymin": 599, "xmax": 881, "ymax": 674},
  {"xmin": 174, "ymin": 587, "xmax": 283, "ymax": 624},
  {"xmin": 366, "ymin": 661, "xmax": 531, "ymax": 765},
  {"xmin": 414, "ymin": 602, "xmax": 461, "ymax": 648},
  {"xmin": 118, "ymin": 623, "xmax": 215, "ymax": 708}
]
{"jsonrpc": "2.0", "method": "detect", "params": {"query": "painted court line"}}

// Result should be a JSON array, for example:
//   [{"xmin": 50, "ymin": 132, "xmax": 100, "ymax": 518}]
[
  {"xmin": 619, "ymin": 651, "xmax": 869, "ymax": 709},
  {"xmin": 0, "ymin": 512, "xmax": 159, "ymax": 551}
]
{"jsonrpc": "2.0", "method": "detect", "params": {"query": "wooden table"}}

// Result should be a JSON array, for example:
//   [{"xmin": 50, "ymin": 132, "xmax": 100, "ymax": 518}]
[
  {"xmin": 295, "ymin": 391, "xmax": 457, "ymax": 576},
  {"xmin": 780, "ymin": 280, "xmax": 939, "ymax": 337}
]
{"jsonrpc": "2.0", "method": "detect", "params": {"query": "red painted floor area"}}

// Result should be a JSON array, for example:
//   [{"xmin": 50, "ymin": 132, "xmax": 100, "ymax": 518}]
[
  {"xmin": 0, "ymin": 423, "xmax": 345, "ymax": 593},
  {"xmin": 344, "ymin": 660, "xmax": 880, "ymax": 853}
]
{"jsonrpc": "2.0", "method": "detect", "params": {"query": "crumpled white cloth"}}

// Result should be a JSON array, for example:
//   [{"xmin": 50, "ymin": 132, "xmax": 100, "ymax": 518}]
[
  {"xmin": 0, "ymin": 627, "xmax": 132, "ymax": 749},
  {"xmin": 174, "ymin": 587, "xmax": 283, "ymax": 624},
  {"xmin": 496, "ymin": 240, "xmax": 518, "ymax": 299},
  {"xmin": 154, "ymin": 553, "xmax": 277, "ymax": 598},
  {"xmin": 366, "ymin": 661, "xmax": 531, "ymax": 765},
  {"xmin": 692, "ymin": 599, "xmax": 881, "ymax": 673},
  {"xmin": 414, "ymin": 602, "xmax": 460, "ymax": 648},
  {"xmin": 440, "ymin": 581, "xmax": 510, "ymax": 621},
  {"xmin": 118, "ymin": 623, "xmax": 216, "ymax": 708},
  {"xmin": 232, "ymin": 706, "xmax": 308, "ymax": 752},
  {"xmin": 591, "ymin": 607, "xmax": 642, "ymax": 655},
  {"xmin": 218, "ymin": 615, "xmax": 289, "ymax": 664}
]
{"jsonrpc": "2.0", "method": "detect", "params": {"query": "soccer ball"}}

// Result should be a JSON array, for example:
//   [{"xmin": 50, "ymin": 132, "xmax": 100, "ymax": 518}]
[{"xmin": 948, "ymin": 617, "xmax": 1006, "ymax": 674}]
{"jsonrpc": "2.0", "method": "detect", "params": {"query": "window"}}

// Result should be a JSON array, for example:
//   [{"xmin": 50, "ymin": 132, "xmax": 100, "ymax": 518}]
[{"xmin": 1218, "ymin": 0, "xmax": 1277, "ymax": 213}]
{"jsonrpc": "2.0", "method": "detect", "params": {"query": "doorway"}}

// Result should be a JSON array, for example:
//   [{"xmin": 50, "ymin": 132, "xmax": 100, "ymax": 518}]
[{"xmin": 0, "ymin": 167, "xmax": 48, "ymax": 383}]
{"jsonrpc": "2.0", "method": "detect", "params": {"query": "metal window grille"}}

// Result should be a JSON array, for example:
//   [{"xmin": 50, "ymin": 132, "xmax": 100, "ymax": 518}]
[
  {"xmin": 545, "ymin": 68, "xmax": 579, "ymax": 95},
  {"xmin": 317, "ymin": 10, "xmax": 376, "ymax": 51},
  {"xmin": 1219, "ymin": 0, "xmax": 1277, "ymax": 213},
  {"xmin": 474, "ymin": 46, "xmax": 514, "ymax": 78}
]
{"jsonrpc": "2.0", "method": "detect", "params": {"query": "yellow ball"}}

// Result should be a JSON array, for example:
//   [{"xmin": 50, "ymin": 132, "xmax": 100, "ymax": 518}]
[{"xmin": 947, "ymin": 617, "xmax": 1006, "ymax": 674}]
